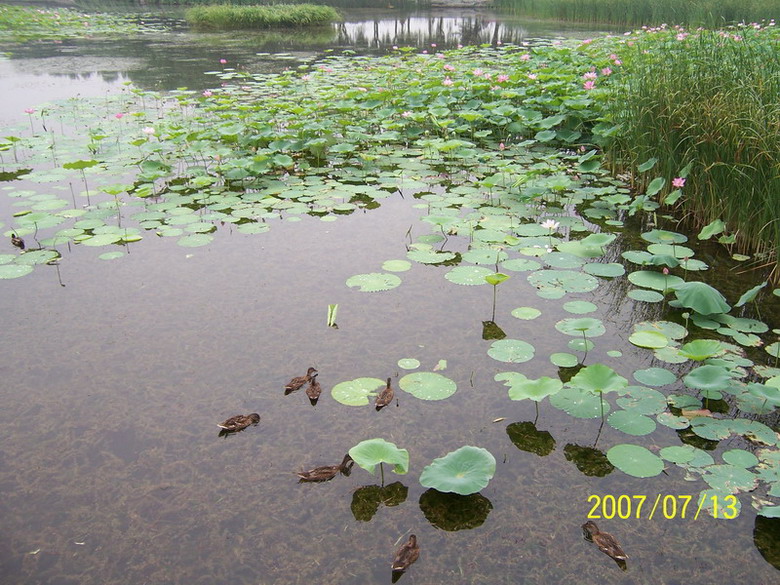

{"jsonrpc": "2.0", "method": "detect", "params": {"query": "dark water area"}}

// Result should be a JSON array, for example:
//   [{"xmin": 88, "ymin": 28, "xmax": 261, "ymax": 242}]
[{"xmin": 1, "ymin": 3, "xmax": 779, "ymax": 585}]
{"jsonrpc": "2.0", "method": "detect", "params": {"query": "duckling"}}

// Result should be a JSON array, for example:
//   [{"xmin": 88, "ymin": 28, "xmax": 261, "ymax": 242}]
[
  {"xmin": 11, "ymin": 233, "xmax": 24, "ymax": 250},
  {"xmin": 305, "ymin": 376, "xmax": 322, "ymax": 403},
  {"xmin": 582, "ymin": 521, "xmax": 628, "ymax": 561},
  {"xmin": 375, "ymin": 377, "xmax": 394, "ymax": 410},
  {"xmin": 285, "ymin": 367, "xmax": 317, "ymax": 394},
  {"xmin": 217, "ymin": 413, "xmax": 260, "ymax": 433},
  {"xmin": 392, "ymin": 534, "xmax": 420, "ymax": 573},
  {"xmin": 297, "ymin": 453, "xmax": 353, "ymax": 482}
]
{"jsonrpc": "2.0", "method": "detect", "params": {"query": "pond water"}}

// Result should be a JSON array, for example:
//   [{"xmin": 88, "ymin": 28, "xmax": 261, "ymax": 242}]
[{"xmin": 1, "ymin": 4, "xmax": 779, "ymax": 585}]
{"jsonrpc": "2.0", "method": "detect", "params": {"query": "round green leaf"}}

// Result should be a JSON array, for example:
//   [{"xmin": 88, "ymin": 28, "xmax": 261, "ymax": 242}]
[
  {"xmin": 607, "ymin": 410, "xmax": 657, "ymax": 436},
  {"xmin": 722, "ymin": 449, "xmax": 759, "ymax": 468},
  {"xmin": 397, "ymin": 358, "xmax": 420, "ymax": 370},
  {"xmin": 331, "ymin": 377, "xmax": 385, "ymax": 406},
  {"xmin": 633, "ymin": 367, "xmax": 676, "ymax": 387},
  {"xmin": 399, "ymin": 372, "xmax": 457, "ymax": 400},
  {"xmin": 562, "ymin": 301, "xmax": 597, "ymax": 314},
  {"xmin": 511, "ymin": 306, "xmax": 541, "ymax": 320},
  {"xmin": 554, "ymin": 317, "xmax": 605, "ymax": 337},
  {"xmin": 382, "ymin": 259, "xmax": 412, "ymax": 272},
  {"xmin": 549, "ymin": 386, "xmax": 609, "ymax": 419},
  {"xmin": 177, "ymin": 233, "xmax": 213, "ymax": 247},
  {"xmin": 346, "ymin": 272, "xmax": 401, "ymax": 292},
  {"xmin": 444, "ymin": 265, "xmax": 492, "ymax": 285},
  {"xmin": 487, "ymin": 339, "xmax": 535, "ymax": 363},
  {"xmin": 507, "ymin": 376, "xmax": 563, "ymax": 402},
  {"xmin": 607, "ymin": 444, "xmax": 664, "ymax": 478},
  {"xmin": 349, "ymin": 438, "xmax": 409, "ymax": 475},
  {"xmin": 0, "ymin": 264, "xmax": 34, "ymax": 279},
  {"xmin": 550, "ymin": 352, "xmax": 578, "ymax": 367},
  {"xmin": 419, "ymin": 446, "xmax": 496, "ymax": 495},
  {"xmin": 629, "ymin": 330, "xmax": 668, "ymax": 349}
]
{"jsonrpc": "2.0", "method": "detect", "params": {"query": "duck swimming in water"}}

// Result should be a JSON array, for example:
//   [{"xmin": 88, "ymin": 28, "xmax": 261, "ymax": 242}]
[
  {"xmin": 297, "ymin": 453, "xmax": 353, "ymax": 482},
  {"xmin": 582, "ymin": 521, "xmax": 628, "ymax": 562},
  {"xmin": 285, "ymin": 367, "xmax": 317, "ymax": 394},
  {"xmin": 217, "ymin": 413, "xmax": 261, "ymax": 433}
]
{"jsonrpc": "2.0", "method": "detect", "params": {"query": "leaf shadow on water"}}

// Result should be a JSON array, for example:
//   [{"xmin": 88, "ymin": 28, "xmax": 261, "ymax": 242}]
[
  {"xmin": 350, "ymin": 482, "xmax": 408, "ymax": 522},
  {"xmin": 418, "ymin": 489, "xmax": 492, "ymax": 532}
]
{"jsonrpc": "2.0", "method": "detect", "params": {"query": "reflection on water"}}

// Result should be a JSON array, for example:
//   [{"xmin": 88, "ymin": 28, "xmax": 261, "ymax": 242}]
[{"xmin": 1, "ymin": 5, "xmax": 779, "ymax": 585}]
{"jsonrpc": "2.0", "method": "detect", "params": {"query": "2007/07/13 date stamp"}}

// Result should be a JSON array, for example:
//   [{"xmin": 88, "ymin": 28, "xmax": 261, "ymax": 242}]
[{"xmin": 587, "ymin": 494, "xmax": 739, "ymax": 520}]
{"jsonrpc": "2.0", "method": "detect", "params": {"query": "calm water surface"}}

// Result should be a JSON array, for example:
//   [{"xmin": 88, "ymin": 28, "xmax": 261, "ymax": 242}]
[{"xmin": 1, "ymin": 5, "xmax": 778, "ymax": 585}]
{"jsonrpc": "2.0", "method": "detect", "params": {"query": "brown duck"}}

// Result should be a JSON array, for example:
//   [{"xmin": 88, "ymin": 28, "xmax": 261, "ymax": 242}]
[
  {"xmin": 285, "ymin": 367, "xmax": 317, "ymax": 393},
  {"xmin": 297, "ymin": 453, "xmax": 353, "ymax": 482},
  {"xmin": 582, "ymin": 521, "xmax": 628, "ymax": 561},
  {"xmin": 375, "ymin": 377, "xmax": 394, "ymax": 410},
  {"xmin": 217, "ymin": 413, "xmax": 260, "ymax": 433},
  {"xmin": 11, "ymin": 233, "xmax": 24, "ymax": 250},
  {"xmin": 392, "ymin": 534, "xmax": 420, "ymax": 573},
  {"xmin": 305, "ymin": 376, "xmax": 322, "ymax": 402}
]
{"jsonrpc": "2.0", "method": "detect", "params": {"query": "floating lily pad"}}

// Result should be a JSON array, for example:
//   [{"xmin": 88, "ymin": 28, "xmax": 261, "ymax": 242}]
[
  {"xmin": 382, "ymin": 259, "xmax": 412, "ymax": 272},
  {"xmin": 445, "ymin": 265, "xmax": 492, "ymax": 285},
  {"xmin": 98, "ymin": 251, "xmax": 125, "ymax": 261},
  {"xmin": 462, "ymin": 249, "xmax": 508, "ymax": 265},
  {"xmin": 487, "ymin": 339, "xmax": 535, "ymax": 363},
  {"xmin": 684, "ymin": 365, "xmax": 732, "ymax": 391},
  {"xmin": 511, "ymin": 306, "xmax": 541, "ymax": 320},
  {"xmin": 679, "ymin": 339, "xmax": 723, "ymax": 361},
  {"xmin": 399, "ymin": 372, "xmax": 457, "ymax": 400},
  {"xmin": 570, "ymin": 363, "xmax": 628, "ymax": 395},
  {"xmin": 616, "ymin": 386, "xmax": 667, "ymax": 414},
  {"xmin": 81, "ymin": 233, "xmax": 123, "ymax": 247},
  {"xmin": 554, "ymin": 317, "xmax": 605, "ymax": 337},
  {"xmin": 583, "ymin": 262, "xmax": 625, "ymax": 278},
  {"xmin": 703, "ymin": 464, "xmax": 758, "ymax": 493},
  {"xmin": 607, "ymin": 410, "xmax": 657, "ymax": 436},
  {"xmin": 419, "ymin": 446, "xmax": 496, "ymax": 495},
  {"xmin": 407, "ymin": 248, "xmax": 456, "ymax": 264},
  {"xmin": 627, "ymin": 289, "xmax": 664, "ymax": 303},
  {"xmin": 15, "ymin": 250, "xmax": 59, "ymax": 265},
  {"xmin": 397, "ymin": 358, "xmax": 420, "ymax": 370},
  {"xmin": 550, "ymin": 352, "xmax": 579, "ymax": 367},
  {"xmin": 549, "ymin": 386, "xmax": 609, "ymax": 418},
  {"xmin": 527, "ymin": 269, "xmax": 599, "ymax": 294},
  {"xmin": 607, "ymin": 444, "xmax": 664, "ymax": 478},
  {"xmin": 346, "ymin": 272, "xmax": 401, "ymax": 292},
  {"xmin": 177, "ymin": 233, "xmax": 213, "ymax": 247},
  {"xmin": 660, "ymin": 445, "xmax": 698, "ymax": 464},
  {"xmin": 629, "ymin": 330, "xmax": 668, "ymax": 349},
  {"xmin": 722, "ymin": 449, "xmax": 759, "ymax": 468},
  {"xmin": 627, "ymin": 270, "xmax": 684, "ymax": 291},
  {"xmin": 562, "ymin": 301, "xmax": 597, "ymax": 314},
  {"xmin": 349, "ymin": 438, "xmax": 409, "ymax": 475},
  {"xmin": 0, "ymin": 264, "xmax": 34, "ymax": 279},
  {"xmin": 656, "ymin": 412, "xmax": 690, "ymax": 430},
  {"xmin": 331, "ymin": 377, "xmax": 385, "ymax": 406},
  {"xmin": 633, "ymin": 367, "xmax": 676, "ymax": 387},
  {"xmin": 671, "ymin": 281, "xmax": 731, "ymax": 315},
  {"xmin": 501, "ymin": 258, "xmax": 541, "ymax": 272}
]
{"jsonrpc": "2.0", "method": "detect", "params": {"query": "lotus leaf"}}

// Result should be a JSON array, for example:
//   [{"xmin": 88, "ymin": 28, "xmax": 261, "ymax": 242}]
[
  {"xmin": 549, "ymin": 386, "xmax": 609, "ymax": 418},
  {"xmin": 641, "ymin": 229, "xmax": 687, "ymax": 244},
  {"xmin": 629, "ymin": 330, "xmax": 668, "ymax": 349},
  {"xmin": 554, "ymin": 317, "xmax": 605, "ymax": 337},
  {"xmin": 683, "ymin": 365, "xmax": 732, "ymax": 391},
  {"xmin": 484, "ymin": 272, "xmax": 510, "ymax": 286},
  {"xmin": 445, "ymin": 265, "xmax": 492, "ymax": 285},
  {"xmin": 646, "ymin": 243, "xmax": 695, "ymax": 259},
  {"xmin": 627, "ymin": 270, "xmax": 684, "ymax": 291},
  {"xmin": 690, "ymin": 418, "xmax": 731, "ymax": 441},
  {"xmin": 730, "ymin": 419, "xmax": 777, "ymax": 446},
  {"xmin": 0, "ymin": 264, "xmax": 34, "ymax": 279},
  {"xmin": 346, "ymin": 272, "xmax": 401, "ymax": 292},
  {"xmin": 407, "ymin": 248, "xmax": 456, "ymax": 264},
  {"xmin": 616, "ymin": 386, "xmax": 666, "ymax": 414},
  {"xmin": 656, "ymin": 412, "xmax": 690, "ymax": 430},
  {"xmin": 550, "ymin": 352, "xmax": 578, "ymax": 367},
  {"xmin": 722, "ymin": 449, "xmax": 759, "ymax": 468},
  {"xmin": 735, "ymin": 281, "xmax": 767, "ymax": 307},
  {"xmin": 462, "ymin": 249, "xmax": 508, "ymax": 265},
  {"xmin": 349, "ymin": 438, "xmax": 409, "ymax": 475},
  {"xmin": 607, "ymin": 410, "xmax": 657, "ymax": 436},
  {"xmin": 331, "ymin": 377, "xmax": 385, "ymax": 406},
  {"xmin": 419, "ymin": 446, "xmax": 496, "ymax": 495},
  {"xmin": 671, "ymin": 281, "xmax": 731, "ymax": 315},
  {"xmin": 660, "ymin": 445, "xmax": 698, "ymax": 464},
  {"xmin": 399, "ymin": 372, "xmax": 457, "ymax": 400},
  {"xmin": 545, "ymin": 252, "xmax": 585, "ymax": 269},
  {"xmin": 511, "ymin": 307, "xmax": 541, "ymax": 320},
  {"xmin": 678, "ymin": 340, "xmax": 723, "ymax": 361},
  {"xmin": 527, "ymin": 269, "xmax": 599, "ymax": 295},
  {"xmin": 703, "ymin": 464, "xmax": 758, "ymax": 493},
  {"xmin": 487, "ymin": 339, "xmax": 535, "ymax": 363},
  {"xmin": 397, "ymin": 358, "xmax": 420, "ymax": 370},
  {"xmin": 571, "ymin": 365, "xmax": 626, "ymax": 397},
  {"xmin": 507, "ymin": 376, "xmax": 562, "ymax": 402},
  {"xmin": 501, "ymin": 258, "xmax": 541, "ymax": 272},
  {"xmin": 15, "ymin": 250, "xmax": 59, "ymax": 265},
  {"xmin": 606, "ymin": 444, "xmax": 664, "ymax": 478},
  {"xmin": 627, "ymin": 289, "xmax": 664, "ymax": 303},
  {"xmin": 382, "ymin": 259, "xmax": 411, "ymax": 272},
  {"xmin": 562, "ymin": 301, "xmax": 597, "ymax": 314},
  {"xmin": 633, "ymin": 367, "xmax": 676, "ymax": 387},
  {"xmin": 698, "ymin": 488, "xmax": 742, "ymax": 518}
]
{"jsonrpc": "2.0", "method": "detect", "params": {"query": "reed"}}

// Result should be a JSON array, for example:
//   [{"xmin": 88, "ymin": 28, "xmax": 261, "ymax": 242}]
[
  {"xmin": 495, "ymin": 0, "xmax": 780, "ymax": 27},
  {"xmin": 604, "ymin": 25, "xmax": 780, "ymax": 273},
  {"xmin": 185, "ymin": 3, "xmax": 340, "ymax": 30}
]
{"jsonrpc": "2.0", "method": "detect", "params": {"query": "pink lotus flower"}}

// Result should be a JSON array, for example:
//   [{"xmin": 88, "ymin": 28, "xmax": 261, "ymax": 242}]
[
  {"xmin": 496, "ymin": 74, "xmax": 509, "ymax": 83},
  {"xmin": 442, "ymin": 77, "xmax": 453, "ymax": 86},
  {"xmin": 301, "ymin": 74, "xmax": 311, "ymax": 81},
  {"xmin": 601, "ymin": 67, "xmax": 612, "ymax": 76},
  {"xmin": 115, "ymin": 113, "xmax": 124, "ymax": 119},
  {"xmin": 520, "ymin": 54, "xmax": 531, "ymax": 61},
  {"xmin": 202, "ymin": 90, "xmax": 212, "ymax": 97},
  {"xmin": 142, "ymin": 127, "xmax": 155, "ymax": 135},
  {"xmin": 527, "ymin": 73, "xmax": 537, "ymax": 80},
  {"xmin": 24, "ymin": 108, "xmax": 35, "ymax": 114},
  {"xmin": 499, "ymin": 142, "xmax": 505, "ymax": 150},
  {"xmin": 219, "ymin": 58, "xmax": 227, "ymax": 64},
  {"xmin": 583, "ymin": 80, "xmax": 596, "ymax": 90},
  {"xmin": 672, "ymin": 177, "xmax": 686, "ymax": 188},
  {"xmin": 583, "ymin": 71, "xmax": 597, "ymax": 80},
  {"xmin": 472, "ymin": 68, "xmax": 484, "ymax": 76},
  {"xmin": 443, "ymin": 64, "xmax": 455, "ymax": 71}
]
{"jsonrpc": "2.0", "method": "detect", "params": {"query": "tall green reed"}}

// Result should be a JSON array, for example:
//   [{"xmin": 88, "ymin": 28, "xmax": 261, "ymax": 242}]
[
  {"xmin": 495, "ymin": 0, "xmax": 780, "ymax": 27},
  {"xmin": 185, "ymin": 3, "xmax": 340, "ymax": 30},
  {"xmin": 604, "ymin": 25, "xmax": 780, "ymax": 275}
]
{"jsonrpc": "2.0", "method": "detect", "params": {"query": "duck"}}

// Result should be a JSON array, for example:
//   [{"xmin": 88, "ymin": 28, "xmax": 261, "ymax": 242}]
[
  {"xmin": 582, "ymin": 521, "xmax": 628, "ymax": 561},
  {"xmin": 285, "ymin": 367, "xmax": 317, "ymax": 394},
  {"xmin": 375, "ymin": 377, "xmax": 394, "ymax": 410},
  {"xmin": 392, "ymin": 534, "xmax": 420, "ymax": 573},
  {"xmin": 11, "ymin": 233, "xmax": 24, "ymax": 250},
  {"xmin": 297, "ymin": 453, "xmax": 353, "ymax": 482},
  {"xmin": 217, "ymin": 413, "xmax": 261, "ymax": 433},
  {"xmin": 305, "ymin": 376, "xmax": 322, "ymax": 402}
]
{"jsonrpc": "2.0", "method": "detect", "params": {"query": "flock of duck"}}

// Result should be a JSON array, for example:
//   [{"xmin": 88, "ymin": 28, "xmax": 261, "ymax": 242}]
[{"xmin": 216, "ymin": 367, "xmax": 421, "ymax": 576}]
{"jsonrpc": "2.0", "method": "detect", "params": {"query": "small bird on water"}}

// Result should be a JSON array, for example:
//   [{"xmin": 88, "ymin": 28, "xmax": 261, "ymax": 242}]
[
  {"xmin": 582, "ymin": 521, "xmax": 628, "ymax": 562},
  {"xmin": 11, "ymin": 233, "xmax": 24, "ymax": 250},
  {"xmin": 285, "ymin": 367, "xmax": 317, "ymax": 394},
  {"xmin": 217, "ymin": 413, "xmax": 261, "ymax": 433},
  {"xmin": 392, "ymin": 534, "xmax": 420, "ymax": 574}
]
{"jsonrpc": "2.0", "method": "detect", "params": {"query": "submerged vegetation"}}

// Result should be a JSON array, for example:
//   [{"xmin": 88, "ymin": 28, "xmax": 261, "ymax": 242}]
[
  {"xmin": 184, "ymin": 3, "xmax": 341, "ymax": 30},
  {"xmin": 495, "ymin": 0, "xmax": 780, "ymax": 27}
]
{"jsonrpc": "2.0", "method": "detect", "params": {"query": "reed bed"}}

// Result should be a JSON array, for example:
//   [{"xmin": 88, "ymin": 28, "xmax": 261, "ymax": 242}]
[
  {"xmin": 603, "ymin": 24, "xmax": 780, "ymax": 272},
  {"xmin": 185, "ymin": 3, "xmax": 340, "ymax": 29},
  {"xmin": 495, "ymin": 0, "xmax": 780, "ymax": 27}
]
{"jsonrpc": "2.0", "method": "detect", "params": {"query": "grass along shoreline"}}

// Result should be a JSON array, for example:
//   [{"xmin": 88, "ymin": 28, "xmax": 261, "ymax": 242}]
[{"xmin": 184, "ymin": 3, "xmax": 340, "ymax": 30}]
